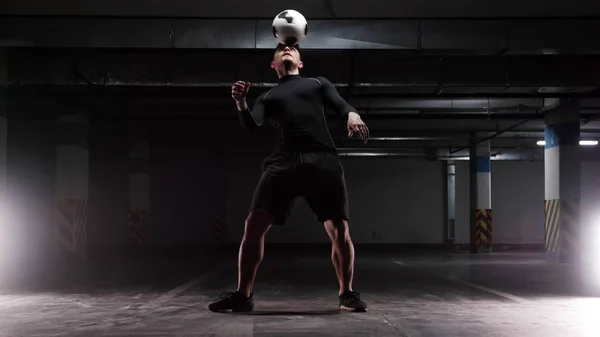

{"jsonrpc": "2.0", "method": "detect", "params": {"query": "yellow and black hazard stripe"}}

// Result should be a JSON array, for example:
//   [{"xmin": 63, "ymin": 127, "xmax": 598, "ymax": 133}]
[
  {"xmin": 56, "ymin": 198, "xmax": 88, "ymax": 258},
  {"xmin": 127, "ymin": 210, "xmax": 147, "ymax": 247},
  {"xmin": 544, "ymin": 199, "xmax": 560, "ymax": 254},
  {"xmin": 559, "ymin": 198, "xmax": 580, "ymax": 263},
  {"xmin": 475, "ymin": 209, "xmax": 493, "ymax": 247}
]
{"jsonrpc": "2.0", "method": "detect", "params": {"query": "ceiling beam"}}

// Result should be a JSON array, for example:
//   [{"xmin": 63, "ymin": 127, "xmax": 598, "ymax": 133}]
[
  {"xmin": 8, "ymin": 50, "xmax": 600, "ymax": 94},
  {"xmin": 2, "ymin": 17, "xmax": 600, "ymax": 52},
  {"xmin": 3, "ymin": 0, "xmax": 600, "ymax": 18}
]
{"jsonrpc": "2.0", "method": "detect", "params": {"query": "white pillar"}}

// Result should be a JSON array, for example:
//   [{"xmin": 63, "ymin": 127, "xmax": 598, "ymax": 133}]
[
  {"xmin": 127, "ymin": 139, "xmax": 150, "ymax": 248},
  {"xmin": 470, "ymin": 136, "xmax": 493, "ymax": 253},
  {"xmin": 544, "ymin": 102, "xmax": 580, "ymax": 263},
  {"xmin": 476, "ymin": 140, "xmax": 492, "ymax": 251},
  {"xmin": 446, "ymin": 161, "xmax": 456, "ymax": 242},
  {"xmin": 476, "ymin": 140, "xmax": 492, "ymax": 210},
  {"xmin": 55, "ymin": 112, "xmax": 90, "ymax": 260}
]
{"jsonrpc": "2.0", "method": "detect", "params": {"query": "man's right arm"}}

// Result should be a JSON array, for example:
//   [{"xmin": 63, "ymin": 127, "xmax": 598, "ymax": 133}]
[{"xmin": 237, "ymin": 94, "xmax": 267, "ymax": 131}]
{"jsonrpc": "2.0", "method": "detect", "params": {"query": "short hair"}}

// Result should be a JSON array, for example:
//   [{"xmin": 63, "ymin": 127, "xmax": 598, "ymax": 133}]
[{"xmin": 274, "ymin": 43, "xmax": 301, "ymax": 52}]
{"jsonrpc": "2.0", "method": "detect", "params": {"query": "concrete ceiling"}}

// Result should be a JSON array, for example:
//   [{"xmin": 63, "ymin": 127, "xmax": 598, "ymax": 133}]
[
  {"xmin": 2, "ymin": 0, "xmax": 600, "ymax": 18},
  {"xmin": 4, "ymin": 1, "xmax": 600, "ymax": 160},
  {"xmin": 10, "ymin": 49, "xmax": 600, "ymax": 99}
]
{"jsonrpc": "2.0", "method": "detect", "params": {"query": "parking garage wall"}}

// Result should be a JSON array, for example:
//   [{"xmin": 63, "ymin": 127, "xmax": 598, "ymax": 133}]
[
  {"xmin": 84, "ymin": 125, "xmax": 600, "ymax": 249},
  {"xmin": 6, "ymin": 116, "xmax": 56, "ymax": 269},
  {"xmin": 455, "ymin": 160, "xmax": 600, "ymax": 245},
  {"xmin": 87, "ymin": 123, "xmax": 129, "ymax": 252},
  {"xmin": 8, "ymin": 114, "xmax": 600, "ymax": 255},
  {"xmin": 225, "ymin": 157, "xmax": 447, "ymax": 244}
]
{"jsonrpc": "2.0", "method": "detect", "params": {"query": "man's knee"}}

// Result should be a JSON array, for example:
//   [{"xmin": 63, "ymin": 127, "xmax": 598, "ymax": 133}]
[
  {"xmin": 324, "ymin": 218, "xmax": 351, "ymax": 242},
  {"xmin": 244, "ymin": 211, "xmax": 273, "ymax": 240}
]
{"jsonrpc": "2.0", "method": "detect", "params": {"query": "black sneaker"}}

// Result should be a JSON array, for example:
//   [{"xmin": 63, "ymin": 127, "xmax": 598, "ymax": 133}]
[
  {"xmin": 208, "ymin": 291, "xmax": 254, "ymax": 312},
  {"xmin": 339, "ymin": 291, "xmax": 367, "ymax": 312}
]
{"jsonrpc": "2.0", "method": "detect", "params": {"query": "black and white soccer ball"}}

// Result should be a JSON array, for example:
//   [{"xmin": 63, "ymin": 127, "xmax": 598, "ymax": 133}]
[{"xmin": 272, "ymin": 9, "xmax": 308, "ymax": 46}]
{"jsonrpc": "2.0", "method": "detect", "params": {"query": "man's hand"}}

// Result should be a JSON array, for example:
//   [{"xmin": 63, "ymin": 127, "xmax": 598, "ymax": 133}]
[
  {"xmin": 231, "ymin": 80, "xmax": 250, "ymax": 111},
  {"xmin": 347, "ymin": 112, "xmax": 370, "ymax": 144}
]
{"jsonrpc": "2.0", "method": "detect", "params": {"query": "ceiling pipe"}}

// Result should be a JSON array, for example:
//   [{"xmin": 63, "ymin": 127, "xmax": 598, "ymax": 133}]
[
  {"xmin": 447, "ymin": 99, "xmax": 568, "ymax": 154},
  {"xmin": 337, "ymin": 151, "xmax": 544, "ymax": 161},
  {"xmin": 367, "ymin": 136, "xmax": 457, "ymax": 141},
  {"xmin": 448, "ymin": 117, "xmax": 535, "ymax": 154}
]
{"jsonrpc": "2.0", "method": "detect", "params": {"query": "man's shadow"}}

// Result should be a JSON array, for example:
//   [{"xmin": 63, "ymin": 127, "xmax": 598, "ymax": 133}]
[{"xmin": 232, "ymin": 309, "xmax": 341, "ymax": 316}]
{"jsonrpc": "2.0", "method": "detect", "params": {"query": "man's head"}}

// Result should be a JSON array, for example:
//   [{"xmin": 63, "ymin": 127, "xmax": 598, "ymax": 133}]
[{"xmin": 271, "ymin": 43, "xmax": 303, "ymax": 77}]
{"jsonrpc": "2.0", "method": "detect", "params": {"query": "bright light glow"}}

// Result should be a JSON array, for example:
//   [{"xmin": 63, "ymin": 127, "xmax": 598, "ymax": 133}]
[
  {"xmin": 591, "ymin": 220, "xmax": 600, "ymax": 288},
  {"xmin": 370, "ymin": 137, "xmax": 408, "ymax": 141},
  {"xmin": 369, "ymin": 137, "xmax": 443, "ymax": 141},
  {"xmin": 0, "ymin": 202, "xmax": 8, "ymax": 279},
  {"xmin": 537, "ymin": 140, "xmax": 598, "ymax": 146},
  {"xmin": 340, "ymin": 152, "xmax": 389, "ymax": 157}
]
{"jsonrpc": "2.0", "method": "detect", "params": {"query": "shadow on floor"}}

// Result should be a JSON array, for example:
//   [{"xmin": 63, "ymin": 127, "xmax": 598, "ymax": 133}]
[{"xmin": 234, "ymin": 309, "xmax": 342, "ymax": 316}]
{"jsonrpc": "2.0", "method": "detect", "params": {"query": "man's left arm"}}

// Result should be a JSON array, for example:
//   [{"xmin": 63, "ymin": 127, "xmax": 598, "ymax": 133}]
[{"xmin": 317, "ymin": 76, "xmax": 370, "ymax": 143}]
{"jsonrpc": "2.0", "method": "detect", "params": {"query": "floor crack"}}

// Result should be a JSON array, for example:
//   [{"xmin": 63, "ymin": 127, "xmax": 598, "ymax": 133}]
[{"xmin": 375, "ymin": 306, "xmax": 413, "ymax": 337}]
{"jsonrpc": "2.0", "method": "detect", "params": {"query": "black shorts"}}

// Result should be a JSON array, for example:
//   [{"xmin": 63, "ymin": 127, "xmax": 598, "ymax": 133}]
[{"xmin": 249, "ymin": 151, "xmax": 349, "ymax": 225}]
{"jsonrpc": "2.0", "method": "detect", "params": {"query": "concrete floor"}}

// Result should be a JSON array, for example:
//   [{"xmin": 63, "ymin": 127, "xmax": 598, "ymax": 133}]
[{"xmin": 1, "ymin": 250, "xmax": 600, "ymax": 336}]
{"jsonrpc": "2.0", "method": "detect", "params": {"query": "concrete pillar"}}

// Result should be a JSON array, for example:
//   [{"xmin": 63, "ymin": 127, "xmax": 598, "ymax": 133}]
[
  {"xmin": 469, "ymin": 136, "xmax": 493, "ymax": 253},
  {"xmin": 127, "ymin": 139, "xmax": 150, "ymax": 249},
  {"xmin": 55, "ymin": 111, "xmax": 90, "ymax": 260},
  {"xmin": 544, "ymin": 102, "xmax": 580, "ymax": 263},
  {"xmin": 476, "ymin": 141, "xmax": 493, "ymax": 252},
  {"xmin": 446, "ymin": 161, "xmax": 456, "ymax": 243}
]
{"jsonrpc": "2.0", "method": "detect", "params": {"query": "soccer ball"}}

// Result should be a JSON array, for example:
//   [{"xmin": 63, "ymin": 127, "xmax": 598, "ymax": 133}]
[{"xmin": 272, "ymin": 9, "xmax": 308, "ymax": 46}]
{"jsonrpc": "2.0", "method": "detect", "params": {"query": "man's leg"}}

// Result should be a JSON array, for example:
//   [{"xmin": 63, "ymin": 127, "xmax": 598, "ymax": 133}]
[
  {"xmin": 209, "ymin": 157, "xmax": 295, "ymax": 312},
  {"xmin": 208, "ymin": 211, "xmax": 277, "ymax": 312},
  {"xmin": 324, "ymin": 219, "xmax": 354, "ymax": 295},
  {"xmin": 300, "ymin": 152, "xmax": 367, "ymax": 312},
  {"xmin": 323, "ymin": 218, "xmax": 365, "ymax": 311},
  {"xmin": 208, "ymin": 212, "xmax": 277, "ymax": 313},
  {"xmin": 331, "ymin": 243, "xmax": 343, "ymax": 290},
  {"xmin": 237, "ymin": 211, "xmax": 273, "ymax": 296}
]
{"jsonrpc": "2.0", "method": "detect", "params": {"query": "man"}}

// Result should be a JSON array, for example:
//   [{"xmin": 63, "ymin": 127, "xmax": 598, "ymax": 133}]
[{"xmin": 208, "ymin": 43, "xmax": 370, "ymax": 313}]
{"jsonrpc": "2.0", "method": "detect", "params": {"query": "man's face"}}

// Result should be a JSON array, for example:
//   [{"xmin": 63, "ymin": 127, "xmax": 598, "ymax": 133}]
[{"xmin": 272, "ymin": 44, "xmax": 303, "ymax": 70}]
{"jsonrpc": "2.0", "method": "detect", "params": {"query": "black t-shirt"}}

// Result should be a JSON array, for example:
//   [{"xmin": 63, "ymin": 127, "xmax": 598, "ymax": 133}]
[{"xmin": 238, "ymin": 75, "xmax": 355, "ymax": 154}]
